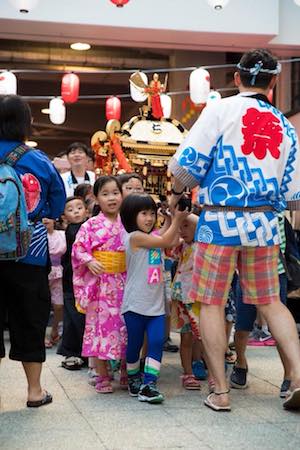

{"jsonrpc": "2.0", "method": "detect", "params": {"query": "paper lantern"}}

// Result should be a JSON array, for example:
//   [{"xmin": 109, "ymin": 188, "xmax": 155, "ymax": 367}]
[
  {"xmin": 49, "ymin": 98, "xmax": 66, "ymax": 125},
  {"xmin": 110, "ymin": 0, "xmax": 129, "ymax": 6},
  {"xmin": 130, "ymin": 72, "xmax": 148, "ymax": 102},
  {"xmin": 0, "ymin": 71, "xmax": 17, "ymax": 95},
  {"xmin": 206, "ymin": 90, "xmax": 222, "ymax": 105},
  {"xmin": 61, "ymin": 73, "xmax": 80, "ymax": 104},
  {"xmin": 160, "ymin": 94, "xmax": 172, "ymax": 118},
  {"xmin": 267, "ymin": 89, "xmax": 273, "ymax": 103},
  {"xmin": 106, "ymin": 96, "xmax": 121, "ymax": 121},
  {"xmin": 190, "ymin": 68, "xmax": 210, "ymax": 104}
]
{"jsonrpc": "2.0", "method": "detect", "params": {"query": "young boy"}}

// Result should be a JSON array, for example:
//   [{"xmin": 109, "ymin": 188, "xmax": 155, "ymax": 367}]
[{"xmin": 57, "ymin": 196, "xmax": 88, "ymax": 370}]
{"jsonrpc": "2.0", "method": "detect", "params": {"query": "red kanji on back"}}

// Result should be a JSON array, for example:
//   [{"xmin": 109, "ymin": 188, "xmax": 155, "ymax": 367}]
[{"xmin": 241, "ymin": 108, "xmax": 283, "ymax": 159}]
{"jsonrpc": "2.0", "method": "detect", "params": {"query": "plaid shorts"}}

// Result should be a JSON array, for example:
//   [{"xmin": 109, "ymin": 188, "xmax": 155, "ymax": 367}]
[{"xmin": 189, "ymin": 243, "xmax": 280, "ymax": 306}]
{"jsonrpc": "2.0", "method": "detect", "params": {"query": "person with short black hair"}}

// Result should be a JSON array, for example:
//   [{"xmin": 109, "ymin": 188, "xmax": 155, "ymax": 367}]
[
  {"xmin": 0, "ymin": 94, "xmax": 66, "ymax": 408},
  {"xmin": 169, "ymin": 48, "xmax": 300, "ymax": 411},
  {"xmin": 118, "ymin": 173, "xmax": 144, "ymax": 197},
  {"xmin": 61, "ymin": 142, "xmax": 95, "ymax": 196}
]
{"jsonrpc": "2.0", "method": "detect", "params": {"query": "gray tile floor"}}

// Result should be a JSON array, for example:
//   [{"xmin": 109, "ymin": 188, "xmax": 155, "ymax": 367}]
[{"xmin": 1, "ymin": 335, "xmax": 299, "ymax": 450}]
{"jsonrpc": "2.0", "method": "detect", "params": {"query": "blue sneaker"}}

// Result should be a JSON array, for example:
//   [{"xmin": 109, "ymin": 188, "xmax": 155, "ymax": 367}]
[{"xmin": 192, "ymin": 360, "xmax": 208, "ymax": 380}]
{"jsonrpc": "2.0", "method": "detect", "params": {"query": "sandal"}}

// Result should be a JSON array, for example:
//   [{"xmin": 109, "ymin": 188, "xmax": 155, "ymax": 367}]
[
  {"xmin": 225, "ymin": 350, "xmax": 237, "ymax": 365},
  {"xmin": 95, "ymin": 376, "xmax": 113, "ymax": 394},
  {"xmin": 181, "ymin": 374, "xmax": 201, "ymax": 390},
  {"xmin": 204, "ymin": 390, "xmax": 231, "ymax": 412},
  {"xmin": 45, "ymin": 338, "xmax": 53, "ymax": 349},
  {"xmin": 27, "ymin": 391, "xmax": 53, "ymax": 408},
  {"xmin": 61, "ymin": 356, "xmax": 84, "ymax": 371}
]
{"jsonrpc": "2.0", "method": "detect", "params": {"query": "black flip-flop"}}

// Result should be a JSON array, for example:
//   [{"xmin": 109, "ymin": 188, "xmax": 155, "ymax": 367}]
[
  {"xmin": 27, "ymin": 391, "xmax": 53, "ymax": 408},
  {"xmin": 283, "ymin": 388, "xmax": 300, "ymax": 410}
]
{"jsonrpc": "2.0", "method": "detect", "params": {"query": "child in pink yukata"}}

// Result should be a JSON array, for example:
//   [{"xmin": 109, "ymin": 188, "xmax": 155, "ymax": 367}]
[
  {"xmin": 72, "ymin": 176, "xmax": 127, "ymax": 394},
  {"xmin": 43, "ymin": 218, "xmax": 66, "ymax": 348}
]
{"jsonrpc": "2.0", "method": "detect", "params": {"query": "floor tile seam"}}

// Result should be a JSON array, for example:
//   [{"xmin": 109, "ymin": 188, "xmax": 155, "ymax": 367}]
[{"xmin": 44, "ymin": 360, "xmax": 109, "ymax": 450}]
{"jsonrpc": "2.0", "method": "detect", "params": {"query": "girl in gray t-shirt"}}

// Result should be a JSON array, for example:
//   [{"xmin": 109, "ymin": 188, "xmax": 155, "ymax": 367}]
[{"xmin": 120, "ymin": 193, "xmax": 189, "ymax": 404}]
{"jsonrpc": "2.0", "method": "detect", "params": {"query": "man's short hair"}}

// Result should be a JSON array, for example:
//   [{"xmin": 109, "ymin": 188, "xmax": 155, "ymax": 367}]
[
  {"xmin": 0, "ymin": 95, "xmax": 32, "ymax": 141},
  {"xmin": 66, "ymin": 142, "xmax": 90, "ymax": 156},
  {"xmin": 237, "ymin": 49, "xmax": 279, "ymax": 89}
]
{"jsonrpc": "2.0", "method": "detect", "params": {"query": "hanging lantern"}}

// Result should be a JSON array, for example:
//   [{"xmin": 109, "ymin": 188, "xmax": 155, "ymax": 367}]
[
  {"xmin": 206, "ymin": 90, "xmax": 222, "ymax": 105},
  {"xmin": 61, "ymin": 73, "xmax": 80, "ymax": 104},
  {"xmin": 0, "ymin": 71, "xmax": 17, "ymax": 95},
  {"xmin": 49, "ymin": 98, "xmax": 66, "ymax": 125},
  {"xmin": 130, "ymin": 72, "xmax": 148, "ymax": 102},
  {"xmin": 267, "ymin": 89, "xmax": 273, "ymax": 104},
  {"xmin": 160, "ymin": 94, "xmax": 172, "ymax": 118},
  {"xmin": 106, "ymin": 96, "xmax": 121, "ymax": 121},
  {"xmin": 190, "ymin": 68, "xmax": 210, "ymax": 104},
  {"xmin": 110, "ymin": 0, "xmax": 129, "ymax": 6}
]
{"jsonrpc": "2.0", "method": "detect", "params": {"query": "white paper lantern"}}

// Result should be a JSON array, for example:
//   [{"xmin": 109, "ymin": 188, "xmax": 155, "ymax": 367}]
[
  {"xmin": 130, "ymin": 72, "xmax": 148, "ymax": 102},
  {"xmin": 49, "ymin": 98, "xmax": 66, "ymax": 125},
  {"xmin": 206, "ymin": 90, "xmax": 222, "ymax": 105},
  {"xmin": 0, "ymin": 71, "xmax": 17, "ymax": 95},
  {"xmin": 294, "ymin": 0, "xmax": 300, "ymax": 6},
  {"xmin": 160, "ymin": 94, "xmax": 172, "ymax": 118},
  {"xmin": 190, "ymin": 68, "xmax": 210, "ymax": 104}
]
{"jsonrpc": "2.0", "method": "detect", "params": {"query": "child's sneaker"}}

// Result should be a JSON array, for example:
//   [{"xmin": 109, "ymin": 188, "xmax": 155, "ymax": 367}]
[
  {"xmin": 138, "ymin": 382, "xmax": 164, "ymax": 404},
  {"xmin": 128, "ymin": 374, "xmax": 142, "ymax": 397},
  {"xmin": 192, "ymin": 360, "xmax": 208, "ymax": 380}
]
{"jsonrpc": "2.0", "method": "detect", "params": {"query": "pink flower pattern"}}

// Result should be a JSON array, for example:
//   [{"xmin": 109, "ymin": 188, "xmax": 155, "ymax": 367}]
[{"xmin": 72, "ymin": 213, "xmax": 127, "ymax": 360}]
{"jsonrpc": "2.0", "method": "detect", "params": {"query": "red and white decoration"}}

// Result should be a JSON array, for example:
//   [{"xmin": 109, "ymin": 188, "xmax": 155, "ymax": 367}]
[
  {"xmin": 190, "ymin": 68, "xmax": 211, "ymax": 104},
  {"xmin": 49, "ymin": 97, "xmax": 66, "ymax": 125},
  {"xmin": 160, "ymin": 94, "xmax": 172, "ymax": 118},
  {"xmin": 110, "ymin": 0, "xmax": 129, "ymax": 6},
  {"xmin": 106, "ymin": 96, "xmax": 121, "ymax": 121},
  {"xmin": 61, "ymin": 73, "xmax": 80, "ymax": 104},
  {"xmin": 0, "ymin": 71, "xmax": 17, "ymax": 95}
]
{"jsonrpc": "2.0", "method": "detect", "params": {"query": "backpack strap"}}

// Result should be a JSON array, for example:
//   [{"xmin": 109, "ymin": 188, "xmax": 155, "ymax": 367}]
[{"xmin": 3, "ymin": 144, "xmax": 31, "ymax": 167}]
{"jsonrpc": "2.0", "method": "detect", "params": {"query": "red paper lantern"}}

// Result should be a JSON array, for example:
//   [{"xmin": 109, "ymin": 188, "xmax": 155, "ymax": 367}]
[
  {"xmin": 106, "ymin": 96, "xmax": 121, "ymax": 121},
  {"xmin": 61, "ymin": 73, "xmax": 80, "ymax": 104},
  {"xmin": 110, "ymin": 0, "xmax": 129, "ymax": 6}
]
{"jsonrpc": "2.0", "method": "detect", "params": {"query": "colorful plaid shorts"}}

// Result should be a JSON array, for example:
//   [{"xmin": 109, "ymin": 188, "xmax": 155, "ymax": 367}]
[{"xmin": 189, "ymin": 243, "xmax": 280, "ymax": 306}]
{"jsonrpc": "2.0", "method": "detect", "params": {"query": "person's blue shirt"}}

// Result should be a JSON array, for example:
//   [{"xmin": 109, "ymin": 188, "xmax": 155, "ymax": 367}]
[{"xmin": 0, "ymin": 140, "xmax": 66, "ymax": 266}]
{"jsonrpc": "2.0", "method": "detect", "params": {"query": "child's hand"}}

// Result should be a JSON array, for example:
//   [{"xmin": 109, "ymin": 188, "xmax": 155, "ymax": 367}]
[
  {"xmin": 157, "ymin": 205, "xmax": 171, "ymax": 218},
  {"xmin": 87, "ymin": 259, "xmax": 104, "ymax": 275},
  {"xmin": 173, "ymin": 206, "xmax": 190, "ymax": 222}
]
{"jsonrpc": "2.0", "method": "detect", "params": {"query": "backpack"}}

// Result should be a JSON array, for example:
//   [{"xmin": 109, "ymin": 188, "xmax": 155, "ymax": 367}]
[{"xmin": 0, "ymin": 145, "xmax": 33, "ymax": 260}]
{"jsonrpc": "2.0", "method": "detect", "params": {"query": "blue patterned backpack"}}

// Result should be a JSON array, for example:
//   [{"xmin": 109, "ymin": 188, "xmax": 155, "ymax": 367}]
[{"xmin": 0, "ymin": 145, "xmax": 33, "ymax": 260}]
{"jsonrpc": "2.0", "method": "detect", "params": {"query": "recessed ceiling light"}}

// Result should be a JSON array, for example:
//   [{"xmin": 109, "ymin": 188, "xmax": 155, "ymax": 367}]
[
  {"xmin": 70, "ymin": 42, "xmax": 91, "ymax": 51},
  {"xmin": 25, "ymin": 140, "xmax": 38, "ymax": 147},
  {"xmin": 41, "ymin": 108, "xmax": 50, "ymax": 114}
]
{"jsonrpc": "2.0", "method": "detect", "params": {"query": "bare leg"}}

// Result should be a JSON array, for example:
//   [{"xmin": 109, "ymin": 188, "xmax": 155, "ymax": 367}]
[
  {"xmin": 258, "ymin": 302, "xmax": 300, "ymax": 389},
  {"xmin": 180, "ymin": 332, "xmax": 193, "ymax": 374},
  {"xmin": 22, "ymin": 362, "xmax": 44, "ymax": 402},
  {"xmin": 200, "ymin": 304, "xmax": 229, "ymax": 407},
  {"xmin": 234, "ymin": 330, "xmax": 249, "ymax": 369},
  {"xmin": 96, "ymin": 359, "xmax": 109, "ymax": 378},
  {"xmin": 51, "ymin": 304, "xmax": 63, "ymax": 340}
]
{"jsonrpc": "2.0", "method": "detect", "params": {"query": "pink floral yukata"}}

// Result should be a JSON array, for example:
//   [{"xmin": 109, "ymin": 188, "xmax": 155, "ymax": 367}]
[{"xmin": 72, "ymin": 213, "xmax": 127, "ymax": 360}]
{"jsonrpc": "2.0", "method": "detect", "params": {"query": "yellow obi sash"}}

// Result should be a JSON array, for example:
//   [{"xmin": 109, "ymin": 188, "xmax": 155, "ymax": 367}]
[{"xmin": 92, "ymin": 250, "xmax": 126, "ymax": 273}]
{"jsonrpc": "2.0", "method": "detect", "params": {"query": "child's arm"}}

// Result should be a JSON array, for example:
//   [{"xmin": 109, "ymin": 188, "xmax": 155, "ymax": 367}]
[{"xmin": 131, "ymin": 208, "xmax": 189, "ymax": 250}]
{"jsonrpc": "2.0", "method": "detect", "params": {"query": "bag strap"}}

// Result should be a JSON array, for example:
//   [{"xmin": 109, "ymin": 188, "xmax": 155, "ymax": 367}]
[{"xmin": 2, "ymin": 144, "xmax": 31, "ymax": 167}]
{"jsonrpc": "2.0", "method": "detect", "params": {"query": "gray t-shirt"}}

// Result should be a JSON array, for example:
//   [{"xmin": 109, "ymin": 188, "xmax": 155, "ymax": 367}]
[{"xmin": 121, "ymin": 232, "xmax": 165, "ymax": 316}]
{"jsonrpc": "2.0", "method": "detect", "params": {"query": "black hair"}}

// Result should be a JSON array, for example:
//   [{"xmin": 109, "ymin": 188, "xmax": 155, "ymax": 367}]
[
  {"xmin": 93, "ymin": 175, "xmax": 122, "ymax": 197},
  {"xmin": 86, "ymin": 147, "xmax": 95, "ymax": 162},
  {"xmin": 66, "ymin": 142, "xmax": 90, "ymax": 156},
  {"xmin": 118, "ymin": 172, "xmax": 143, "ymax": 187},
  {"xmin": 74, "ymin": 183, "xmax": 93, "ymax": 199},
  {"xmin": 64, "ymin": 196, "xmax": 86, "ymax": 207},
  {"xmin": 120, "ymin": 193, "xmax": 157, "ymax": 233},
  {"xmin": 237, "ymin": 49, "xmax": 278, "ymax": 89},
  {"xmin": 0, "ymin": 95, "xmax": 32, "ymax": 141},
  {"xmin": 56, "ymin": 150, "xmax": 67, "ymax": 158}
]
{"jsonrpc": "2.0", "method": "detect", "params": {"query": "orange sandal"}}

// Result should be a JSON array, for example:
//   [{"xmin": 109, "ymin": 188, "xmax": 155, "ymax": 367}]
[
  {"xmin": 95, "ymin": 376, "xmax": 113, "ymax": 394},
  {"xmin": 181, "ymin": 374, "xmax": 201, "ymax": 390}
]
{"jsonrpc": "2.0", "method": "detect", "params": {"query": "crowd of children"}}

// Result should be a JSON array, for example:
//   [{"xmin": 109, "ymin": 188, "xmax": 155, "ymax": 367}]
[{"xmin": 43, "ymin": 168, "xmax": 298, "ymax": 406}]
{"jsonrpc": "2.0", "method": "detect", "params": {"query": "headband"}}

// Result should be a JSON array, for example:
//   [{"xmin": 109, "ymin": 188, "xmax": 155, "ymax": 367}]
[{"xmin": 237, "ymin": 60, "xmax": 281, "ymax": 86}]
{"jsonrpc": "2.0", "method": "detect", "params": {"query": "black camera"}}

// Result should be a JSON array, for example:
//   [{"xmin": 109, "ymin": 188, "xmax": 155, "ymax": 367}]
[{"xmin": 177, "ymin": 195, "xmax": 192, "ymax": 212}]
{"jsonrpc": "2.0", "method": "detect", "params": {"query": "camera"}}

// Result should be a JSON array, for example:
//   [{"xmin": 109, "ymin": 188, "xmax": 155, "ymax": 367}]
[{"xmin": 177, "ymin": 195, "xmax": 192, "ymax": 212}]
